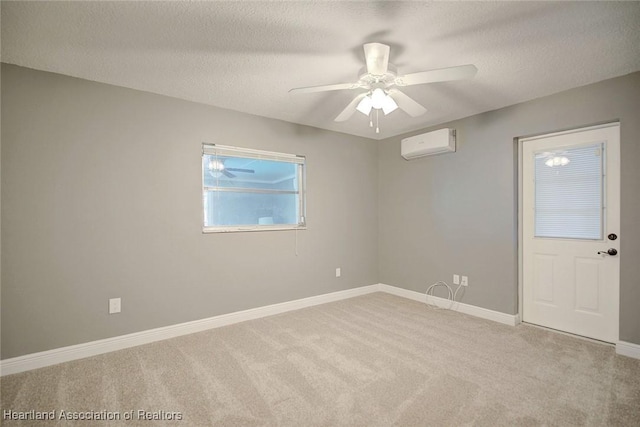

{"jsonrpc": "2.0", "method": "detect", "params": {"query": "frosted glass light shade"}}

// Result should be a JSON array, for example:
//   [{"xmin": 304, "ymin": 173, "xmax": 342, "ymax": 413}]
[
  {"xmin": 356, "ymin": 96, "xmax": 373, "ymax": 115},
  {"xmin": 370, "ymin": 88, "xmax": 386, "ymax": 109},
  {"xmin": 382, "ymin": 95, "xmax": 398, "ymax": 115}
]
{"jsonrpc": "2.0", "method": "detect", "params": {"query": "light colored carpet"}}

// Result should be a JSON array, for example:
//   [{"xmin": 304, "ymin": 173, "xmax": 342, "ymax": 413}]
[{"xmin": 1, "ymin": 292, "xmax": 639, "ymax": 426}]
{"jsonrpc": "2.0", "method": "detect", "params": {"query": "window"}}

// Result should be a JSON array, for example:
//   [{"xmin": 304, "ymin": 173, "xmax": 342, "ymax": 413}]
[
  {"xmin": 534, "ymin": 143, "xmax": 604, "ymax": 240},
  {"xmin": 202, "ymin": 144, "xmax": 306, "ymax": 232}
]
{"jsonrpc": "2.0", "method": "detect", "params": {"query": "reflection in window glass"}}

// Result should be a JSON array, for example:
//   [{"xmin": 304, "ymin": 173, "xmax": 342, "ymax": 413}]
[{"xmin": 202, "ymin": 145, "xmax": 305, "ymax": 232}]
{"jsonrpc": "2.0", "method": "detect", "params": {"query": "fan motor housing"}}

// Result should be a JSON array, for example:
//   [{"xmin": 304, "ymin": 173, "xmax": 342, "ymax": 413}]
[{"xmin": 358, "ymin": 64, "xmax": 398, "ymax": 87}]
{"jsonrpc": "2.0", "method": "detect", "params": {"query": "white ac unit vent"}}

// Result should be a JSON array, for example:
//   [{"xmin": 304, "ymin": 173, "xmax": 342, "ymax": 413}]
[{"xmin": 401, "ymin": 128, "xmax": 456, "ymax": 160}]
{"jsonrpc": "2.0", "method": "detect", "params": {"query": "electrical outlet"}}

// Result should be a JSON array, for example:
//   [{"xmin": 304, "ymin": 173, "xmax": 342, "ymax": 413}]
[
  {"xmin": 461, "ymin": 276, "xmax": 469, "ymax": 287},
  {"xmin": 336, "ymin": 268, "xmax": 341, "ymax": 278},
  {"xmin": 109, "ymin": 298, "xmax": 121, "ymax": 314},
  {"xmin": 453, "ymin": 274, "xmax": 460, "ymax": 285}
]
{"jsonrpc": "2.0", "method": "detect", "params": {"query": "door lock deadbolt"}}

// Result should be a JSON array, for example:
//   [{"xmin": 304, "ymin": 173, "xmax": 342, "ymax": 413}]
[{"xmin": 608, "ymin": 233, "xmax": 618, "ymax": 241}]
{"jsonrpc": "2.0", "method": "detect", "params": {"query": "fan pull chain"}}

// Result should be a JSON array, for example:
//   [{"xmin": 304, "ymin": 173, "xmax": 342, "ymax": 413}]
[
  {"xmin": 369, "ymin": 113, "xmax": 373, "ymax": 128},
  {"xmin": 375, "ymin": 109, "xmax": 380, "ymax": 134}
]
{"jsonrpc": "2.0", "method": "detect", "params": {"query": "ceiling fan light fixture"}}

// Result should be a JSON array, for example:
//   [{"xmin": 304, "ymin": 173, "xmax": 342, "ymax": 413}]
[
  {"xmin": 381, "ymin": 95, "xmax": 398, "ymax": 115},
  {"xmin": 370, "ymin": 88, "xmax": 387, "ymax": 109},
  {"xmin": 290, "ymin": 43, "xmax": 477, "ymax": 129},
  {"xmin": 356, "ymin": 95, "xmax": 373, "ymax": 116}
]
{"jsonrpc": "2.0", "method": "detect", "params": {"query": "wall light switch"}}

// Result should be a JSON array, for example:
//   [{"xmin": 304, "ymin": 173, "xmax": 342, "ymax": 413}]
[
  {"xmin": 453, "ymin": 274, "xmax": 460, "ymax": 285},
  {"xmin": 461, "ymin": 276, "xmax": 469, "ymax": 287},
  {"xmin": 109, "ymin": 298, "xmax": 121, "ymax": 314},
  {"xmin": 336, "ymin": 268, "xmax": 341, "ymax": 278}
]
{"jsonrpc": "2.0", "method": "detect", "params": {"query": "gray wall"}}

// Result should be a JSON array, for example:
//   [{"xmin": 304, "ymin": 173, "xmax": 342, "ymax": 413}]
[
  {"xmin": 0, "ymin": 64, "xmax": 379, "ymax": 359},
  {"xmin": 379, "ymin": 72, "xmax": 640, "ymax": 345},
  {"xmin": 2, "ymin": 64, "xmax": 639, "ymax": 360}
]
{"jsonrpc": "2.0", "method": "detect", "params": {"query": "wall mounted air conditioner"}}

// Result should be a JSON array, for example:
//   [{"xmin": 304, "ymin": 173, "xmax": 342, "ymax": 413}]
[{"xmin": 401, "ymin": 128, "xmax": 456, "ymax": 160}]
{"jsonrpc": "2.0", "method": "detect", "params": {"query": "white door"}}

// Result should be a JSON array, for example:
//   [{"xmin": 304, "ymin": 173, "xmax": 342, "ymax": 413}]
[{"xmin": 522, "ymin": 123, "xmax": 620, "ymax": 343}]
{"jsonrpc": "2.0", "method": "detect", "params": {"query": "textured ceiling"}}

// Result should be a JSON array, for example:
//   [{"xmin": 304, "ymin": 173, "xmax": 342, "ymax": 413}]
[{"xmin": 2, "ymin": 1, "xmax": 640, "ymax": 140}]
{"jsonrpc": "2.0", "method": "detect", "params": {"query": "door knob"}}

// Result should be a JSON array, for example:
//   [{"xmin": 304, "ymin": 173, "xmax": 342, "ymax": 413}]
[{"xmin": 597, "ymin": 248, "xmax": 618, "ymax": 256}]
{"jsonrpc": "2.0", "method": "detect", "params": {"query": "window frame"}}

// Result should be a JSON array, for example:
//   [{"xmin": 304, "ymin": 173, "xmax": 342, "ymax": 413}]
[{"xmin": 201, "ymin": 143, "xmax": 306, "ymax": 233}]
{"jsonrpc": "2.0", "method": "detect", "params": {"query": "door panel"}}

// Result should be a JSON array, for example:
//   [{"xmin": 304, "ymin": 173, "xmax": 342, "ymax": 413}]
[
  {"xmin": 574, "ymin": 258, "xmax": 600, "ymax": 312},
  {"xmin": 522, "ymin": 124, "xmax": 620, "ymax": 343},
  {"xmin": 533, "ymin": 254, "xmax": 556, "ymax": 304}
]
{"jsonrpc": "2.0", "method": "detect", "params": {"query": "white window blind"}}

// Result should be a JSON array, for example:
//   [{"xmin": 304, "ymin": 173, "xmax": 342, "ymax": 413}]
[{"xmin": 534, "ymin": 143, "xmax": 604, "ymax": 240}]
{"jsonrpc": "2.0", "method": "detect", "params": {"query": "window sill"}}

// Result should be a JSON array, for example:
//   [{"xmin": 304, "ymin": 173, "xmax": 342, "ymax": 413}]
[{"xmin": 202, "ymin": 225, "xmax": 307, "ymax": 234}]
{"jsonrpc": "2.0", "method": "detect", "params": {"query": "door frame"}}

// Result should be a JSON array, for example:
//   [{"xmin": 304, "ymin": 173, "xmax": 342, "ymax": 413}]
[{"xmin": 517, "ymin": 121, "xmax": 620, "ymax": 340}]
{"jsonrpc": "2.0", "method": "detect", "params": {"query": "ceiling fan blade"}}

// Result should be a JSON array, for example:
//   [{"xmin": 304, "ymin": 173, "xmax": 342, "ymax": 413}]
[
  {"xmin": 335, "ymin": 94, "xmax": 367, "ymax": 122},
  {"xmin": 222, "ymin": 170, "xmax": 236, "ymax": 178},
  {"xmin": 395, "ymin": 64, "xmax": 477, "ymax": 86},
  {"xmin": 388, "ymin": 90, "xmax": 427, "ymax": 117},
  {"xmin": 363, "ymin": 43, "xmax": 390, "ymax": 75},
  {"xmin": 226, "ymin": 168, "xmax": 255, "ymax": 174},
  {"xmin": 289, "ymin": 82, "xmax": 360, "ymax": 94}
]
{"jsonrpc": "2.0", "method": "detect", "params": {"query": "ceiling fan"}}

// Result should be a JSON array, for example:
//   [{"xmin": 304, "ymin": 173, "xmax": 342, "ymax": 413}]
[
  {"xmin": 208, "ymin": 158, "xmax": 255, "ymax": 179},
  {"xmin": 289, "ymin": 43, "xmax": 477, "ymax": 132}
]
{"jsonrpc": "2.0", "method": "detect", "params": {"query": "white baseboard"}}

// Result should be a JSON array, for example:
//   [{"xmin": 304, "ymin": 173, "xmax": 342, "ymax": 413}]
[
  {"xmin": 616, "ymin": 341, "xmax": 640, "ymax": 359},
  {"xmin": 378, "ymin": 283, "xmax": 520, "ymax": 326},
  {"xmin": 380, "ymin": 284, "xmax": 638, "ymax": 360},
  {"xmin": 0, "ymin": 285, "xmax": 379, "ymax": 376},
  {"xmin": 5, "ymin": 282, "xmax": 633, "ymax": 376}
]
